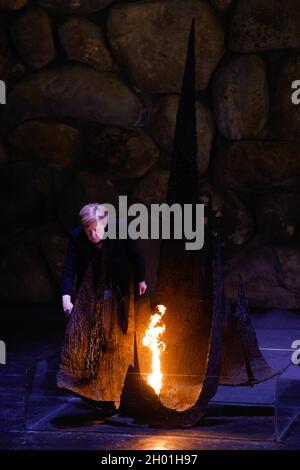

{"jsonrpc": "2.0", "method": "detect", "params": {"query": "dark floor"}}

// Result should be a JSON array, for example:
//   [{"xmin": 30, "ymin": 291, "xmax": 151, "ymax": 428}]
[{"xmin": 0, "ymin": 303, "xmax": 299, "ymax": 450}]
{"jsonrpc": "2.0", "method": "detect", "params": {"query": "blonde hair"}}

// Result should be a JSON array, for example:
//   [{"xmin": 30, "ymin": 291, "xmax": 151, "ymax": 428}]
[{"xmin": 79, "ymin": 203, "xmax": 108, "ymax": 226}]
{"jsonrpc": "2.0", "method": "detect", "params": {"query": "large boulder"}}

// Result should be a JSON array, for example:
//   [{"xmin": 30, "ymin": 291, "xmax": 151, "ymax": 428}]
[
  {"xmin": 0, "ymin": 243, "xmax": 56, "ymax": 303},
  {"xmin": 9, "ymin": 120, "xmax": 82, "ymax": 170},
  {"xmin": 274, "ymin": 55, "xmax": 300, "ymax": 138},
  {"xmin": 210, "ymin": 0, "xmax": 233, "ymax": 12},
  {"xmin": 0, "ymin": 162, "xmax": 53, "ymax": 246},
  {"xmin": 228, "ymin": 0, "xmax": 300, "ymax": 52},
  {"xmin": 4, "ymin": 65, "xmax": 141, "ymax": 129},
  {"xmin": 252, "ymin": 192, "xmax": 300, "ymax": 242},
  {"xmin": 0, "ymin": 0, "xmax": 29, "ymax": 9},
  {"xmin": 149, "ymin": 95, "xmax": 214, "ymax": 174},
  {"xmin": 57, "ymin": 171, "xmax": 119, "ymax": 231},
  {"xmin": 224, "ymin": 244, "xmax": 300, "ymax": 309},
  {"xmin": 37, "ymin": 0, "xmax": 115, "ymax": 14},
  {"xmin": 107, "ymin": 0, "xmax": 225, "ymax": 93},
  {"xmin": 0, "ymin": 29, "xmax": 25, "ymax": 88},
  {"xmin": 212, "ymin": 55, "xmax": 269, "ymax": 139},
  {"xmin": 201, "ymin": 185, "xmax": 255, "ymax": 249},
  {"xmin": 58, "ymin": 17, "xmax": 113, "ymax": 72},
  {"xmin": 11, "ymin": 7, "xmax": 56, "ymax": 69},
  {"xmin": 213, "ymin": 141, "xmax": 300, "ymax": 192},
  {"xmin": 88, "ymin": 127, "xmax": 160, "ymax": 192},
  {"xmin": 131, "ymin": 167, "xmax": 169, "ymax": 207},
  {"xmin": 0, "ymin": 162, "xmax": 53, "ymax": 243}
]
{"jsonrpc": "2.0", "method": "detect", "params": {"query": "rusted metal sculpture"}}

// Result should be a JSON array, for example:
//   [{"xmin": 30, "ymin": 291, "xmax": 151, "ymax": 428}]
[
  {"xmin": 119, "ymin": 19, "xmax": 223, "ymax": 425},
  {"xmin": 220, "ymin": 275, "xmax": 277, "ymax": 386},
  {"xmin": 57, "ymin": 19, "xmax": 277, "ymax": 426},
  {"xmin": 120, "ymin": 226, "xmax": 223, "ymax": 426},
  {"xmin": 57, "ymin": 262, "xmax": 135, "ymax": 408},
  {"xmin": 119, "ymin": 19, "xmax": 277, "ymax": 426}
]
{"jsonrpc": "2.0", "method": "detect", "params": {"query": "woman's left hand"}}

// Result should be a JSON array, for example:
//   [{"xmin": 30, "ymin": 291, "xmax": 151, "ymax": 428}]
[{"xmin": 138, "ymin": 281, "xmax": 147, "ymax": 295}]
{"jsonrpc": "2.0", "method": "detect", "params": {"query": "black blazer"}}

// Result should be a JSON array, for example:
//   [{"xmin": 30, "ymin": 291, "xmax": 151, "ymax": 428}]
[{"xmin": 60, "ymin": 223, "xmax": 145, "ymax": 301}]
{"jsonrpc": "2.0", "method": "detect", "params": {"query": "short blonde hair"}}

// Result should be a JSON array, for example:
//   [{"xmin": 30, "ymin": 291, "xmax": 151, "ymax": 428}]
[{"xmin": 79, "ymin": 203, "xmax": 108, "ymax": 226}]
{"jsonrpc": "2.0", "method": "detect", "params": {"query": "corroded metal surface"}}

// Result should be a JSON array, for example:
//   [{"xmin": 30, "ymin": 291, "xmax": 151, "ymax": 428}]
[
  {"xmin": 220, "ymin": 277, "xmax": 278, "ymax": 385},
  {"xmin": 57, "ymin": 265, "xmax": 135, "ymax": 408},
  {"xmin": 120, "ymin": 233, "xmax": 222, "ymax": 427}
]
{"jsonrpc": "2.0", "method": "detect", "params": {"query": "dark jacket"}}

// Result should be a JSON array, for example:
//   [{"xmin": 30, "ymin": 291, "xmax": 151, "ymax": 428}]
[{"xmin": 60, "ymin": 224, "xmax": 145, "ymax": 301}]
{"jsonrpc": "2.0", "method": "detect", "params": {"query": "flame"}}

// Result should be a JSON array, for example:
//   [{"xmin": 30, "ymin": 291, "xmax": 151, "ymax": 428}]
[{"xmin": 142, "ymin": 304, "xmax": 166, "ymax": 395}]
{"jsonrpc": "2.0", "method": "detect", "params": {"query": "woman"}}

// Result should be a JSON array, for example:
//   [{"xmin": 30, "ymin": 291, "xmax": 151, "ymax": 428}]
[
  {"xmin": 61, "ymin": 203, "xmax": 147, "ymax": 317},
  {"xmin": 57, "ymin": 202, "xmax": 147, "ymax": 405}
]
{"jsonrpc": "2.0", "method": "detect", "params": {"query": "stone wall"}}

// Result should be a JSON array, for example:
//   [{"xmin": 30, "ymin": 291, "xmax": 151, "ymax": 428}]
[{"xmin": 1, "ymin": 0, "xmax": 300, "ymax": 309}]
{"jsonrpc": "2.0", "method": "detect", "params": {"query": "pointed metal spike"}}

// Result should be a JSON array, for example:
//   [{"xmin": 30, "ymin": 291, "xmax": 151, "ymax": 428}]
[{"xmin": 166, "ymin": 18, "xmax": 198, "ymax": 206}]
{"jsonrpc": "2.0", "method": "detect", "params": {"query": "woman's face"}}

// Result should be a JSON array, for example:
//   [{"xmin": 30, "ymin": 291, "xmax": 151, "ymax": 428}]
[{"xmin": 83, "ymin": 215, "xmax": 108, "ymax": 243}]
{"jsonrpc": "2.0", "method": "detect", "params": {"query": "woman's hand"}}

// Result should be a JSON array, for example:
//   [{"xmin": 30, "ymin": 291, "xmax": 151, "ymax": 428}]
[
  {"xmin": 138, "ymin": 281, "xmax": 147, "ymax": 295},
  {"xmin": 62, "ymin": 295, "xmax": 73, "ymax": 317}
]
